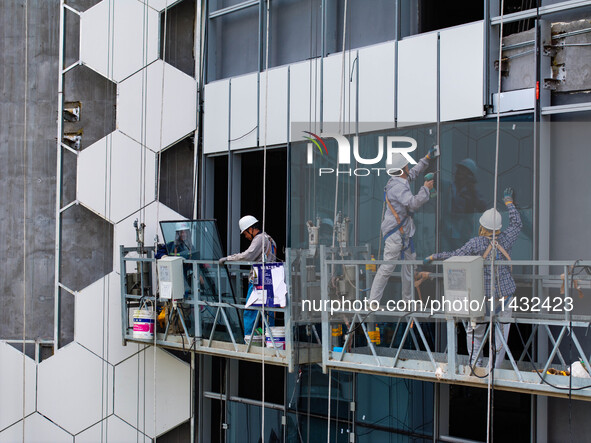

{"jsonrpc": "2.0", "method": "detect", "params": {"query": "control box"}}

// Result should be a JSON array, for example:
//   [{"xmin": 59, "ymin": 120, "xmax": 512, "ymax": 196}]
[
  {"xmin": 157, "ymin": 256, "xmax": 185, "ymax": 300},
  {"xmin": 443, "ymin": 256, "xmax": 485, "ymax": 318}
]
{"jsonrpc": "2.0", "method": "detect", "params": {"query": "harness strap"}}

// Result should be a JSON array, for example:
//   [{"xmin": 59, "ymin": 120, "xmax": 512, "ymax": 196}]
[
  {"xmin": 483, "ymin": 239, "xmax": 512, "ymax": 270},
  {"xmin": 385, "ymin": 192, "xmax": 405, "ymax": 236}
]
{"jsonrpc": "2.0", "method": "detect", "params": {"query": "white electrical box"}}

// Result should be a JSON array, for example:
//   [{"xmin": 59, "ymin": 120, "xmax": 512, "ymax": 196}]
[
  {"xmin": 157, "ymin": 256, "xmax": 185, "ymax": 300},
  {"xmin": 443, "ymin": 256, "xmax": 485, "ymax": 319}
]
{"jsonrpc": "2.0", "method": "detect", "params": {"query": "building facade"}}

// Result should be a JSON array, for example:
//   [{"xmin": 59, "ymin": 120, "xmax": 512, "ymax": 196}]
[{"xmin": 2, "ymin": 0, "xmax": 591, "ymax": 441}]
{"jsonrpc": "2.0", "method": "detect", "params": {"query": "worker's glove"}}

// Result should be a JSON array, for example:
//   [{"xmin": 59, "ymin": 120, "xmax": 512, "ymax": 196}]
[
  {"xmin": 503, "ymin": 187, "xmax": 514, "ymax": 205},
  {"xmin": 218, "ymin": 257, "xmax": 227, "ymax": 266},
  {"xmin": 423, "ymin": 255, "xmax": 434, "ymax": 265},
  {"xmin": 426, "ymin": 146, "xmax": 439, "ymax": 160}
]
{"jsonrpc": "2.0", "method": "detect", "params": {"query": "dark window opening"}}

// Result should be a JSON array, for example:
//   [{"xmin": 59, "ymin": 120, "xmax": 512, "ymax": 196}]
[
  {"xmin": 503, "ymin": 0, "xmax": 539, "ymax": 36},
  {"xmin": 159, "ymin": 136, "xmax": 195, "ymax": 219},
  {"xmin": 160, "ymin": 0, "xmax": 196, "ymax": 77},
  {"xmin": 419, "ymin": 0, "xmax": 484, "ymax": 34},
  {"xmin": 213, "ymin": 156, "xmax": 229, "ymax": 254},
  {"xmin": 238, "ymin": 360, "xmax": 285, "ymax": 405},
  {"xmin": 239, "ymin": 149, "xmax": 287, "ymax": 261}
]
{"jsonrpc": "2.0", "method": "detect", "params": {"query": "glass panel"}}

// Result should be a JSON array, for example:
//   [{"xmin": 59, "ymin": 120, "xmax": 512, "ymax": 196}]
[
  {"xmin": 227, "ymin": 401, "xmax": 283, "ymax": 443},
  {"xmin": 356, "ymin": 374, "xmax": 434, "ymax": 438},
  {"xmin": 269, "ymin": 0, "xmax": 321, "ymax": 67},
  {"xmin": 159, "ymin": 219, "xmax": 243, "ymax": 340},
  {"xmin": 207, "ymin": 5, "xmax": 259, "ymax": 81}
]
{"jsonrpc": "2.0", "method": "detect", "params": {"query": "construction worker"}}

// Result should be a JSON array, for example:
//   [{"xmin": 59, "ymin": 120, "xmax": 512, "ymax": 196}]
[
  {"xmin": 424, "ymin": 187, "xmax": 522, "ymax": 368},
  {"xmin": 369, "ymin": 147, "xmax": 438, "ymax": 304},
  {"xmin": 219, "ymin": 215, "xmax": 277, "ymax": 339},
  {"xmin": 167, "ymin": 221, "xmax": 194, "ymax": 258}
]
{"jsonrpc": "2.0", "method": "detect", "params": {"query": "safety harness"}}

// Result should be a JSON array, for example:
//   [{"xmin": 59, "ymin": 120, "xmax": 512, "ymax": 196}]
[{"xmin": 383, "ymin": 192, "xmax": 415, "ymax": 255}]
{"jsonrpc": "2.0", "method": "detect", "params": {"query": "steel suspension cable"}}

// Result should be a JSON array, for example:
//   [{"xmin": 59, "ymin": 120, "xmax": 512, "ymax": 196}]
[
  {"xmin": 487, "ymin": 1, "xmax": 505, "ymax": 442},
  {"xmin": 261, "ymin": 1, "xmax": 271, "ymax": 440}
]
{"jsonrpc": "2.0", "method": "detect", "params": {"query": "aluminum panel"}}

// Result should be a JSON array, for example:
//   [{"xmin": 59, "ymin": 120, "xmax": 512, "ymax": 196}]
[
  {"xmin": 114, "ymin": 347, "xmax": 191, "ymax": 438},
  {"xmin": 0, "ymin": 413, "xmax": 73, "ymax": 443},
  {"xmin": 37, "ymin": 343, "xmax": 111, "ymax": 435},
  {"xmin": 76, "ymin": 416, "xmax": 144, "ymax": 442},
  {"xmin": 203, "ymin": 80, "xmax": 230, "ymax": 154},
  {"xmin": 289, "ymin": 60, "xmax": 321, "ymax": 141},
  {"xmin": 75, "ymin": 273, "xmax": 142, "ymax": 365},
  {"xmin": 440, "ymin": 22, "xmax": 485, "ymax": 121},
  {"xmin": 230, "ymin": 73, "xmax": 258, "ymax": 150},
  {"xmin": 397, "ymin": 32, "xmax": 438, "ymax": 124},
  {"xmin": 80, "ymin": 0, "xmax": 159, "ymax": 83},
  {"xmin": 77, "ymin": 131, "xmax": 157, "ymax": 224},
  {"xmin": 0, "ymin": 342, "xmax": 36, "ymax": 430},
  {"xmin": 259, "ymin": 67, "xmax": 289, "ymax": 146},
  {"xmin": 322, "ymin": 52, "xmax": 357, "ymax": 133},
  {"xmin": 358, "ymin": 41, "xmax": 396, "ymax": 130},
  {"xmin": 118, "ymin": 60, "xmax": 198, "ymax": 152}
]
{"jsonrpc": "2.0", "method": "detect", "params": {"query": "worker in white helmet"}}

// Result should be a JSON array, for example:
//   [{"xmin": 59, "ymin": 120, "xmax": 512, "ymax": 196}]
[
  {"xmin": 368, "ymin": 146, "xmax": 438, "ymax": 304},
  {"xmin": 424, "ymin": 187, "xmax": 522, "ymax": 368},
  {"xmin": 219, "ymin": 216, "xmax": 277, "ymax": 339}
]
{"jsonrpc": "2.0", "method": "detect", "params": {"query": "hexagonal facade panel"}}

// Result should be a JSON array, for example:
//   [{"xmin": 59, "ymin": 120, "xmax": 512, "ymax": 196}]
[
  {"xmin": 115, "ymin": 347, "xmax": 190, "ymax": 438},
  {"xmin": 77, "ymin": 130, "xmax": 157, "ymax": 224},
  {"xmin": 76, "ymin": 415, "xmax": 146, "ymax": 442},
  {"xmin": 80, "ymin": 0, "xmax": 159, "ymax": 83},
  {"xmin": 76, "ymin": 272, "xmax": 143, "ymax": 365},
  {"xmin": 118, "ymin": 60, "xmax": 197, "ymax": 152},
  {"xmin": 0, "ymin": 342, "xmax": 36, "ymax": 431},
  {"xmin": 0, "ymin": 413, "xmax": 73, "ymax": 443},
  {"xmin": 60, "ymin": 204, "xmax": 114, "ymax": 292},
  {"xmin": 37, "ymin": 343, "xmax": 112, "ymax": 435},
  {"xmin": 114, "ymin": 201, "xmax": 185, "ymax": 274}
]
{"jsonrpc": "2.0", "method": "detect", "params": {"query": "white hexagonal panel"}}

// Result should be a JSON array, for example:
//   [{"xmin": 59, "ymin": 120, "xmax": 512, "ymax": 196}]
[
  {"xmin": 115, "ymin": 347, "xmax": 190, "ymax": 438},
  {"xmin": 139, "ymin": 0, "xmax": 183, "ymax": 12},
  {"xmin": 76, "ymin": 273, "xmax": 143, "ymax": 365},
  {"xmin": 118, "ymin": 60, "xmax": 197, "ymax": 152},
  {"xmin": 0, "ymin": 342, "xmax": 36, "ymax": 430},
  {"xmin": 80, "ymin": 0, "xmax": 160, "ymax": 83},
  {"xmin": 76, "ymin": 415, "xmax": 147, "ymax": 442},
  {"xmin": 0, "ymin": 413, "xmax": 73, "ymax": 443},
  {"xmin": 114, "ymin": 201, "xmax": 185, "ymax": 274},
  {"xmin": 77, "ymin": 130, "xmax": 157, "ymax": 224},
  {"xmin": 37, "ymin": 343, "xmax": 112, "ymax": 435}
]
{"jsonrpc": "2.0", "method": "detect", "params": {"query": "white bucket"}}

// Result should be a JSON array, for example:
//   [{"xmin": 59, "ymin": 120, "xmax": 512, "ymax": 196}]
[
  {"xmin": 133, "ymin": 309, "xmax": 154, "ymax": 339},
  {"xmin": 245, "ymin": 334, "xmax": 264, "ymax": 347},
  {"xmin": 265, "ymin": 326, "xmax": 286, "ymax": 350}
]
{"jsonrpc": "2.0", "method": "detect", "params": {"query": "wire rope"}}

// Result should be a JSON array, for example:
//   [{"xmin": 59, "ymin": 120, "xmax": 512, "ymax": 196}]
[
  {"xmin": 261, "ymin": 1, "xmax": 271, "ymax": 441},
  {"xmin": 487, "ymin": 1, "xmax": 505, "ymax": 441}
]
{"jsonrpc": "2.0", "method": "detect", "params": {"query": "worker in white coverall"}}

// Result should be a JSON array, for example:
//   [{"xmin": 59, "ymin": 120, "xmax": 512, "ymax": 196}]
[
  {"xmin": 369, "ymin": 147, "xmax": 438, "ymax": 304},
  {"xmin": 219, "ymin": 215, "xmax": 277, "ymax": 338},
  {"xmin": 424, "ymin": 188, "xmax": 522, "ymax": 368}
]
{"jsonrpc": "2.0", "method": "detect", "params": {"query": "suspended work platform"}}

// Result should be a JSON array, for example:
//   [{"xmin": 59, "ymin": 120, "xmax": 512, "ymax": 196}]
[{"xmin": 120, "ymin": 235, "xmax": 591, "ymax": 400}]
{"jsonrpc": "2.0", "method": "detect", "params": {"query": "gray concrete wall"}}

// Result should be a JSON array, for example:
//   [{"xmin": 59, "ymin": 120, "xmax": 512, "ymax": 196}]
[{"xmin": 0, "ymin": 0, "xmax": 59, "ymax": 341}]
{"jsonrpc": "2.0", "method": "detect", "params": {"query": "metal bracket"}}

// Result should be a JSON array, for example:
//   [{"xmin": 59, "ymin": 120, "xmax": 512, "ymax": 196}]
[
  {"xmin": 543, "ymin": 44, "xmax": 557, "ymax": 57},
  {"xmin": 63, "ymin": 101, "xmax": 81, "ymax": 122},
  {"xmin": 63, "ymin": 130, "xmax": 83, "ymax": 150}
]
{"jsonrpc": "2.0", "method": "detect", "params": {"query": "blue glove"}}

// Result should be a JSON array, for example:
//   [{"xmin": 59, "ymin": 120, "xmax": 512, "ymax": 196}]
[
  {"xmin": 423, "ymin": 255, "xmax": 433, "ymax": 265},
  {"xmin": 426, "ymin": 146, "xmax": 439, "ymax": 160},
  {"xmin": 503, "ymin": 187, "xmax": 514, "ymax": 205}
]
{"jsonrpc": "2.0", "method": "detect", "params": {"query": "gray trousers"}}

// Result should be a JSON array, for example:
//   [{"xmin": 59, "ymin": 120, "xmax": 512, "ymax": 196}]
[
  {"xmin": 465, "ymin": 305, "xmax": 512, "ymax": 368},
  {"xmin": 369, "ymin": 233, "xmax": 415, "ymax": 303}
]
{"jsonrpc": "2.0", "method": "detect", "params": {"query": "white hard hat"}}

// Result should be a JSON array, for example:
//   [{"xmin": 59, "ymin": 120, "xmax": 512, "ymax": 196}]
[
  {"xmin": 239, "ymin": 215, "xmax": 258, "ymax": 233},
  {"xmin": 176, "ymin": 221, "xmax": 190, "ymax": 231},
  {"xmin": 386, "ymin": 153, "xmax": 410, "ymax": 173},
  {"xmin": 479, "ymin": 209, "xmax": 502, "ymax": 231}
]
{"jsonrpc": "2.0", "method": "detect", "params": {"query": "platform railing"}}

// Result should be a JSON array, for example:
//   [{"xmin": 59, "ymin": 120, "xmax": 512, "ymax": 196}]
[
  {"xmin": 316, "ymin": 245, "xmax": 591, "ymax": 400},
  {"xmin": 119, "ymin": 246, "xmax": 322, "ymax": 370}
]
